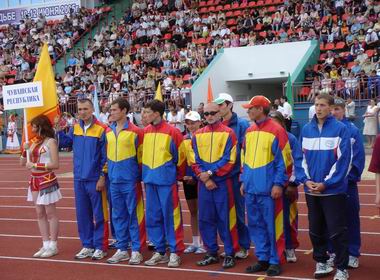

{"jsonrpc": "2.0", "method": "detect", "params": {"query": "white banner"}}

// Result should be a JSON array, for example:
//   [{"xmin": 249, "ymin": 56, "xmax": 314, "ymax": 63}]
[
  {"xmin": 0, "ymin": 0, "xmax": 81, "ymax": 25},
  {"xmin": 3, "ymin": 82, "xmax": 44, "ymax": 110}
]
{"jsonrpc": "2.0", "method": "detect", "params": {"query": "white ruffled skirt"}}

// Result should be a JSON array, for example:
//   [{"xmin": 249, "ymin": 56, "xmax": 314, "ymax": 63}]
[{"xmin": 27, "ymin": 187, "xmax": 63, "ymax": 205}]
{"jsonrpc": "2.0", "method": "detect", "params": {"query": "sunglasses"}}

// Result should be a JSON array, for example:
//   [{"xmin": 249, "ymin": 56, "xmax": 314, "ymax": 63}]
[{"xmin": 203, "ymin": 111, "xmax": 218, "ymax": 116}]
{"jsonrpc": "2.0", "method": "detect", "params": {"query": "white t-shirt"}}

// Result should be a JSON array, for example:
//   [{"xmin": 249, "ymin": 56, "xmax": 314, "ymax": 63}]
[
  {"xmin": 282, "ymin": 101, "xmax": 293, "ymax": 118},
  {"xmin": 309, "ymin": 105, "xmax": 316, "ymax": 121}
]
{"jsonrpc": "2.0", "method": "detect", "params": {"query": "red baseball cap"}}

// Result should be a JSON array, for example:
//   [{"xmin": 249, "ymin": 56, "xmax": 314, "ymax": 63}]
[{"xmin": 242, "ymin": 95, "xmax": 271, "ymax": 109}]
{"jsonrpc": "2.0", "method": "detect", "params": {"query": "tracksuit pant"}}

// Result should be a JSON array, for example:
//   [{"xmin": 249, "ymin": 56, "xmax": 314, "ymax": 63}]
[
  {"xmin": 306, "ymin": 193, "xmax": 349, "ymax": 270},
  {"xmin": 328, "ymin": 181, "xmax": 361, "ymax": 257},
  {"xmin": 74, "ymin": 180, "xmax": 109, "ymax": 251},
  {"xmin": 198, "ymin": 179, "xmax": 239, "ymax": 256},
  {"xmin": 347, "ymin": 181, "xmax": 361, "ymax": 257},
  {"xmin": 229, "ymin": 176, "xmax": 251, "ymax": 250},
  {"xmin": 110, "ymin": 181, "xmax": 146, "ymax": 252},
  {"xmin": 246, "ymin": 193, "xmax": 281, "ymax": 265},
  {"xmin": 145, "ymin": 184, "xmax": 185, "ymax": 254},
  {"xmin": 283, "ymin": 186, "xmax": 299, "ymax": 250},
  {"xmin": 105, "ymin": 176, "xmax": 115, "ymax": 239}
]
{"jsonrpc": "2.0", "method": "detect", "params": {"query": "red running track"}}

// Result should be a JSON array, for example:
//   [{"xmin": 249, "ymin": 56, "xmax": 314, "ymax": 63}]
[{"xmin": 0, "ymin": 156, "xmax": 379, "ymax": 280}]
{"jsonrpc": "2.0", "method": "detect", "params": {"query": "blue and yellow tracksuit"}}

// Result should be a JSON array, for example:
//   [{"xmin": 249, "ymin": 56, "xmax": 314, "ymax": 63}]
[
  {"xmin": 192, "ymin": 121, "xmax": 239, "ymax": 256},
  {"xmin": 142, "ymin": 120, "xmax": 186, "ymax": 254},
  {"xmin": 57, "ymin": 117, "xmax": 109, "ymax": 251},
  {"xmin": 105, "ymin": 120, "xmax": 146, "ymax": 252},
  {"xmin": 183, "ymin": 133, "xmax": 196, "ymax": 180},
  {"xmin": 241, "ymin": 118, "xmax": 291, "ymax": 265},
  {"xmin": 223, "ymin": 112, "xmax": 251, "ymax": 251},
  {"xmin": 283, "ymin": 132, "xmax": 303, "ymax": 250}
]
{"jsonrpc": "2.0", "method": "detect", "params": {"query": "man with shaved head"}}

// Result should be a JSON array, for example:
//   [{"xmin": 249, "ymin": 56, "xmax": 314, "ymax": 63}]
[{"xmin": 192, "ymin": 102, "xmax": 239, "ymax": 269}]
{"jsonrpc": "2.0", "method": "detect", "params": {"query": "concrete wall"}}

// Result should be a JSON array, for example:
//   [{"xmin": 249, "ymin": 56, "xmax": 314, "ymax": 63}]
[{"xmin": 191, "ymin": 41, "xmax": 317, "ymax": 108}]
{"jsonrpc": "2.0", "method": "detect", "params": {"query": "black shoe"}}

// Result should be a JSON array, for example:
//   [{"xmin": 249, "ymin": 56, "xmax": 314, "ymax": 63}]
[
  {"xmin": 147, "ymin": 241, "xmax": 156, "ymax": 251},
  {"xmin": 245, "ymin": 261, "xmax": 269, "ymax": 273},
  {"xmin": 222, "ymin": 256, "xmax": 236, "ymax": 269},
  {"xmin": 108, "ymin": 239, "xmax": 117, "ymax": 249},
  {"xmin": 266, "ymin": 264, "xmax": 281, "ymax": 276},
  {"xmin": 196, "ymin": 254, "xmax": 219, "ymax": 266}
]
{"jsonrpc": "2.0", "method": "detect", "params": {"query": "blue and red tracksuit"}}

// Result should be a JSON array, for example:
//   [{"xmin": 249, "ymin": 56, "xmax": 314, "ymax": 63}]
[
  {"xmin": 283, "ymin": 132, "xmax": 303, "ymax": 250},
  {"xmin": 142, "ymin": 120, "xmax": 186, "ymax": 254},
  {"xmin": 105, "ymin": 120, "xmax": 146, "ymax": 252},
  {"xmin": 192, "ymin": 121, "xmax": 239, "ymax": 256},
  {"xmin": 241, "ymin": 118, "xmax": 291, "ymax": 265},
  {"xmin": 222, "ymin": 112, "xmax": 251, "ymax": 251},
  {"xmin": 57, "ymin": 117, "xmax": 109, "ymax": 251}
]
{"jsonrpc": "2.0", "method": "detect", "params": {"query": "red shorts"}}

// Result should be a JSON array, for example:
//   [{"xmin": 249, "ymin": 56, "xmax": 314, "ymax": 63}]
[{"xmin": 29, "ymin": 172, "xmax": 58, "ymax": 192}]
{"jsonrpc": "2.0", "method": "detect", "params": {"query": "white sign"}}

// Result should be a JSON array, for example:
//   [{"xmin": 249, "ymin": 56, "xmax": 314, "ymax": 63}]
[{"xmin": 3, "ymin": 81, "xmax": 44, "ymax": 110}]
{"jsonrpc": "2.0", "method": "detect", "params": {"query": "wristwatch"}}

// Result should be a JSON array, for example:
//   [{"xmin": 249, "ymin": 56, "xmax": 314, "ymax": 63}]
[{"xmin": 207, "ymin": 170, "xmax": 213, "ymax": 176}]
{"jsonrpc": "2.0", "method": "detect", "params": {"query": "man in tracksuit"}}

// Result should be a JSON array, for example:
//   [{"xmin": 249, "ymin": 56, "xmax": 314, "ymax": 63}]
[
  {"xmin": 57, "ymin": 98, "xmax": 109, "ymax": 260},
  {"xmin": 240, "ymin": 96, "xmax": 291, "ymax": 277},
  {"xmin": 105, "ymin": 98, "xmax": 146, "ymax": 265},
  {"xmin": 192, "ymin": 102, "xmax": 239, "ymax": 269},
  {"xmin": 269, "ymin": 111, "xmax": 303, "ymax": 263},
  {"xmin": 142, "ymin": 99, "xmax": 186, "ymax": 268},
  {"xmin": 331, "ymin": 98, "xmax": 365, "ymax": 269},
  {"xmin": 214, "ymin": 93, "xmax": 250, "ymax": 259},
  {"xmin": 298, "ymin": 94, "xmax": 351, "ymax": 280}
]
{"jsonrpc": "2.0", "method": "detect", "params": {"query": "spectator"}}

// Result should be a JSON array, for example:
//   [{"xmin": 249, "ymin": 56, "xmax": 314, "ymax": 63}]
[
  {"xmin": 362, "ymin": 99, "xmax": 379, "ymax": 147},
  {"xmin": 368, "ymin": 135, "xmax": 380, "ymax": 213},
  {"xmin": 345, "ymin": 97, "xmax": 356, "ymax": 121}
]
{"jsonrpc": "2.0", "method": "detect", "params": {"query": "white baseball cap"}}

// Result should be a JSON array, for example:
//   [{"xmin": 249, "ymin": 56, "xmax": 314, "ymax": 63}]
[
  {"xmin": 185, "ymin": 111, "xmax": 201, "ymax": 122},
  {"xmin": 214, "ymin": 93, "xmax": 234, "ymax": 104}
]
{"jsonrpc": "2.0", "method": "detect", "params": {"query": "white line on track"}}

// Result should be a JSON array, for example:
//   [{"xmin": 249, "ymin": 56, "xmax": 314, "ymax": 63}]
[
  {"xmin": 0, "ymin": 205, "xmax": 379, "ymax": 220},
  {"xmin": 1, "ymin": 218, "xmax": 380, "ymax": 236},
  {"xmin": 0, "ymin": 196, "xmax": 378, "ymax": 206},
  {"xmin": 0, "ymin": 255, "xmax": 315, "ymax": 280},
  {"xmin": 1, "ymin": 234, "xmax": 380, "ymax": 258},
  {"xmin": 1, "ymin": 188, "xmax": 378, "ymax": 197}
]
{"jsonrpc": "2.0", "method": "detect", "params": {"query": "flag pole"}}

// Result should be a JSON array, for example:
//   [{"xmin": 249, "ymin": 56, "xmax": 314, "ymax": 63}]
[{"xmin": 23, "ymin": 108, "xmax": 30, "ymax": 162}]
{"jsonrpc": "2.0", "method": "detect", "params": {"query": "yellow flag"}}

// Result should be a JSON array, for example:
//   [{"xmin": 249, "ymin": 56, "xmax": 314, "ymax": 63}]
[
  {"xmin": 155, "ymin": 81, "xmax": 163, "ymax": 101},
  {"xmin": 24, "ymin": 43, "xmax": 59, "ymax": 142}
]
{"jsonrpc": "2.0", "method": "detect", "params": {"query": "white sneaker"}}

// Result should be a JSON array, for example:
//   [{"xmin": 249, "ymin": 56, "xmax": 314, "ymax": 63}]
[
  {"xmin": 144, "ymin": 252, "xmax": 169, "ymax": 266},
  {"xmin": 168, "ymin": 253, "xmax": 181, "ymax": 267},
  {"xmin": 40, "ymin": 247, "xmax": 58, "ymax": 258},
  {"xmin": 285, "ymin": 249, "xmax": 297, "ymax": 263},
  {"xmin": 314, "ymin": 262, "xmax": 334, "ymax": 278},
  {"xmin": 33, "ymin": 247, "xmax": 47, "ymax": 258},
  {"xmin": 92, "ymin": 249, "xmax": 107, "ymax": 260},
  {"xmin": 219, "ymin": 251, "xmax": 226, "ymax": 258},
  {"xmin": 327, "ymin": 253, "xmax": 336, "ymax": 267},
  {"xmin": 195, "ymin": 247, "xmax": 207, "ymax": 254},
  {"xmin": 75, "ymin": 248, "xmax": 94, "ymax": 259},
  {"xmin": 348, "ymin": 256, "xmax": 359, "ymax": 269},
  {"xmin": 107, "ymin": 249, "xmax": 130, "ymax": 264},
  {"xmin": 235, "ymin": 249, "xmax": 249, "ymax": 259},
  {"xmin": 334, "ymin": 269, "xmax": 349, "ymax": 280},
  {"xmin": 129, "ymin": 251, "xmax": 143, "ymax": 265},
  {"xmin": 184, "ymin": 245, "xmax": 197, "ymax": 254}
]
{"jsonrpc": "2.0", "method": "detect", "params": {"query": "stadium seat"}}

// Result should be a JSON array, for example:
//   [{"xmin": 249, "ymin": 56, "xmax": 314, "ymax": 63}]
[
  {"xmin": 335, "ymin": 41, "xmax": 345, "ymax": 50},
  {"xmin": 199, "ymin": 1, "xmax": 207, "ymax": 7},
  {"xmin": 233, "ymin": 10, "xmax": 242, "ymax": 17},
  {"xmin": 299, "ymin": 87, "xmax": 311, "ymax": 97},
  {"xmin": 240, "ymin": 2, "xmax": 248, "ymax": 9},
  {"xmin": 227, "ymin": 19, "xmax": 236, "ymax": 26},
  {"xmin": 257, "ymin": 0, "xmax": 264, "ymax": 6},
  {"xmin": 248, "ymin": 1, "xmax": 256, "ymax": 8},
  {"xmin": 324, "ymin": 43, "xmax": 335, "ymax": 51},
  {"xmin": 232, "ymin": 2, "xmax": 239, "ymax": 9},
  {"xmin": 226, "ymin": 11, "xmax": 233, "ymax": 17},
  {"xmin": 215, "ymin": 5, "xmax": 223, "ymax": 11},
  {"xmin": 366, "ymin": 49, "xmax": 375, "ymax": 57},
  {"xmin": 223, "ymin": 4, "xmax": 231, "ymax": 10},
  {"xmin": 208, "ymin": 6, "xmax": 215, "ymax": 12}
]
